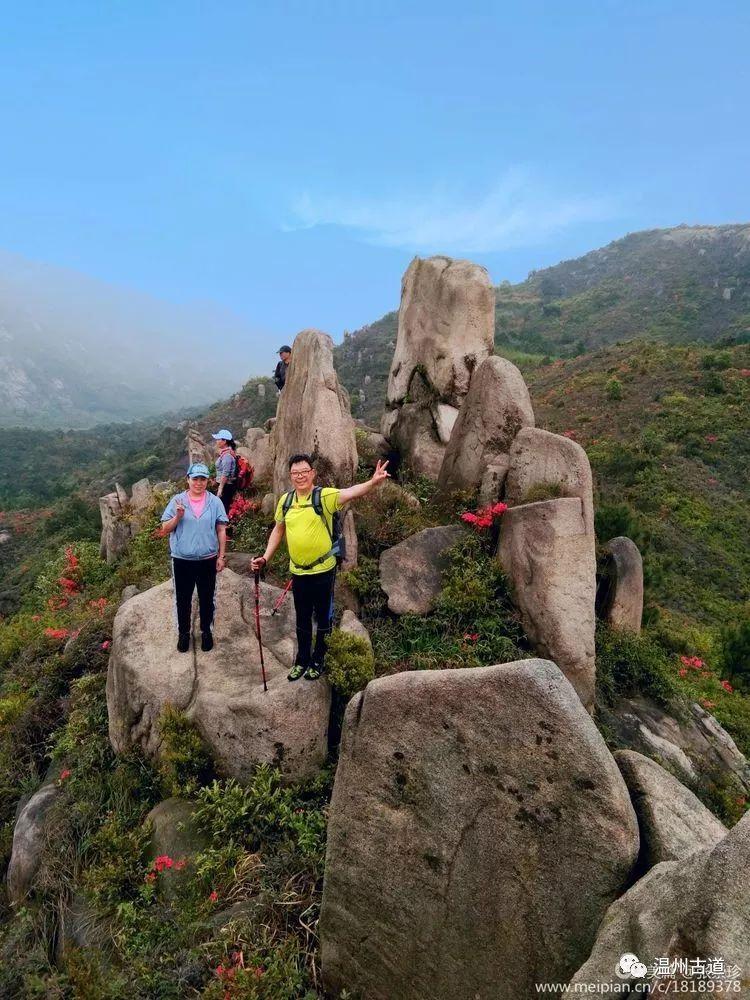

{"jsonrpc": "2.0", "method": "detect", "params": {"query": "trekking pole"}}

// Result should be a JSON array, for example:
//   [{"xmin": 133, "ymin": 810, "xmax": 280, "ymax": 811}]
[
  {"xmin": 253, "ymin": 570, "xmax": 269, "ymax": 692},
  {"xmin": 271, "ymin": 578, "xmax": 293, "ymax": 616}
]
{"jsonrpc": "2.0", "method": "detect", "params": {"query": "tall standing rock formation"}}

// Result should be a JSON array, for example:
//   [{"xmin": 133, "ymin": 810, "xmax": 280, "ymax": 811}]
[
  {"xmin": 437, "ymin": 355, "xmax": 535, "ymax": 495},
  {"xmin": 321, "ymin": 659, "xmax": 638, "ymax": 1000},
  {"xmin": 597, "ymin": 536, "xmax": 644, "ymax": 633},
  {"xmin": 270, "ymin": 329, "xmax": 357, "ymax": 494},
  {"xmin": 499, "ymin": 498, "xmax": 597, "ymax": 712},
  {"xmin": 381, "ymin": 256, "xmax": 494, "ymax": 479}
]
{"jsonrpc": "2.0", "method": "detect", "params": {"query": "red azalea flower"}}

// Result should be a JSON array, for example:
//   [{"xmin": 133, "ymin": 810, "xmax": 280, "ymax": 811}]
[
  {"xmin": 740, "ymin": 369, "xmax": 750, "ymax": 377},
  {"xmin": 88, "ymin": 597, "xmax": 108, "ymax": 614},
  {"xmin": 59, "ymin": 768, "xmax": 72, "ymax": 781},
  {"xmin": 701, "ymin": 699, "xmax": 717, "ymax": 710},
  {"xmin": 563, "ymin": 429, "xmax": 577, "ymax": 439},
  {"xmin": 720, "ymin": 680, "xmax": 734, "ymax": 693},
  {"xmin": 462, "ymin": 633, "xmax": 480, "ymax": 642},
  {"xmin": 44, "ymin": 627, "xmax": 70, "ymax": 641},
  {"xmin": 174, "ymin": 859, "xmax": 187, "ymax": 871},
  {"xmin": 31, "ymin": 614, "xmax": 41, "ymax": 621},
  {"xmin": 209, "ymin": 890, "xmax": 219, "ymax": 903},
  {"xmin": 145, "ymin": 871, "xmax": 157, "ymax": 883},
  {"xmin": 58, "ymin": 577, "xmax": 80, "ymax": 594},
  {"xmin": 678, "ymin": 668, "xmax": 687, "ymax": 678},
  {"xmin": 101, "ymin": 640, "xmax": 110, "ymax": 650},
  {"xmin": 736, "ymin": 797, "xmax": 746, "ymax": 807},
  {"xmin": 705, "ymin": 434, "xmax": 718, "ymax": 443}
]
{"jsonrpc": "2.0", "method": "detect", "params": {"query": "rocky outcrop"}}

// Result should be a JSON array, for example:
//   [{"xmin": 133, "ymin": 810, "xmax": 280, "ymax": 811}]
[
  {"xmin": 597, "ymin": 536, "xmax": 644, "ymax": 633},
  {"xmin": 270, "ymin": 330, "xmax": 357, "ymax": 493},
  {"xmin": 478, "ymin": 457, "xmax": 510, "ymax": 504},
  {"xmin": 438, "ymin": 356, "xmax": 535, "ymax": 495},
  {"xmin": 615, "ymin": 750, "xmax": 726, "ymax": 868},
  {"xmin": 379, "ymin": 525, "xmax": 464, "ymax": 615},
  {"xmin": 106, "ymin": 569, "xmax": 330, "ymax": 782},
  {"xmin": 321, "ymin": 659, "xmax": 639, "ymax": 1000},
  {"xmin": 339, "ymin": 609, "xmax": 373, "ymax": 654},
  {"xmin": 242, "ymin": 428, "xmax": 273, "ymax": 484},
  {"xmin": 498, "ymin": 498, "xmax": 596, "ymax": 712},
  {"xmin": 99, "ymin": 491, "xmax": 132, "ymax": 564},
  {"xmin": 505, "ymin": 427, "xmax": 595, "ymax": 535},
  {"xmin": 186, "ymin": 427, "xmax": 213, "ymax": 468},
  {"xmin": 340, "ymin": 508, "xmax": 357, "ymax": 571},
  {"xmin": 7, "ymin": 780, "xmax": 61, "ymax": 903},
  {"xmin": 381, "ymin": 256, "xmax": 494, "ymax": 479},
  {"xmin": 570, "ymin": 811, "xmax": 750, "ymax": 992}
]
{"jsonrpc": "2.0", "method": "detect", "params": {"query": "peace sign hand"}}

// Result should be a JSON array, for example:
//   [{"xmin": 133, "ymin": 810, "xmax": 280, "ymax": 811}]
[{"xmin": 371, "ymin": 459, "xmax": 391, "ymax": 486}]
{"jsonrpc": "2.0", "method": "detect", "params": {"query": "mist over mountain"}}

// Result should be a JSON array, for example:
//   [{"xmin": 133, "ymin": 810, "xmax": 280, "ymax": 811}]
[{"xmin": 0, "ymin": 249, "xmax": 263, "ymax": 429}]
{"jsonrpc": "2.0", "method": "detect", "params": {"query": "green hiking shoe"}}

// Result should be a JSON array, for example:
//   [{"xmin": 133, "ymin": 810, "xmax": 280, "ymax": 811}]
[
  {"xmin": 287, "ymin": 662, "xmax": 306, "ymax": 682},
  {"xmin": 304, "ymin": 662, "xmax": 324, "ymax": 681}
]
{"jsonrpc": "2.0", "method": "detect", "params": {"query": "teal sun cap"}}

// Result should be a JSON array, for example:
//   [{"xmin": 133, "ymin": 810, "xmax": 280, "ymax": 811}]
[
  {"xmin": 211, "ymin": 429, "xmax": 233, "ymax": 441},
  {"xmin": 187, "ymin": 463, "xmax": 210, "ymax": 479}
]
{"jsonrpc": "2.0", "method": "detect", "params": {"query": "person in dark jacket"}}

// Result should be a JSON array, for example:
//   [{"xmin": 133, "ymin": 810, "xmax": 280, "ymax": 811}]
[{"xmin": 273, "ymin": 346, "xmax": 291, "ymax": 391}]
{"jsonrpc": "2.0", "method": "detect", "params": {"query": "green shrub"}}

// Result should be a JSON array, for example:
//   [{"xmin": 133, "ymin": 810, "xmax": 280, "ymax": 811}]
[
  {"xmin": 720, "ymin": 616, "xmax": 750, "ymax": 692},
  {"xmin": 605, "ymin": 376, "xmax": 623, "ymax": 401},
  {"xmin": 156, "ymin": 705, "xmax": 214, "ymax": 797},
  {"xmin": 595, "ymin": 623, "xmax": 679, "ymax": 710},
  {"xmin": 520, "ymin": 481, "xmax": 563, "ymax": 504},
  {"xmin": 341, "ymin": 555, "xmax": 382, "ymax": 606},
  {"xmin": 325, "ymin": 629, "xmax": 375, "ymax": 698}
]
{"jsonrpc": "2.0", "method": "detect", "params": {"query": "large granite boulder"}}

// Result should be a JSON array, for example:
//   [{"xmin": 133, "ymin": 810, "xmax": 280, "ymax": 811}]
[
  {"xmin": 270, "ymin": 330, "xmax": 357, "ymax": 493},
  {"xmin": 321, "ymin": 659, "xmax": 639, "ymax": 1000},
  {"xmin": 505, "ymin": 427, "xmax": 595, "ymax": 535},
  {"xmin": 241, "ymin": 429, "xmax": 274, "ymax": 485},
  {"xmin": 498, "ymin": 497, "xmax": 596, "ymax": 712},
  {"xmin": 615, "ymin": 750, "xmax": 727, "ymax": 868},
  {"xmin": 438, "ymin": 356, "xmax": 535, "ymax": 495},
  {"xmin": 381, "ymin": 256, "xmax": 494, "ymax": 479},
  {"xmin": 186, "ymin": 427, "xmax": 213, "ymax": 468},
  {"xmin": 7, "ymin": 781, "xmax": 61, "ymax": 903},
  {"xmin": 379, "ymin": 525, "xmax": 464, "ymax": 615},
  {"xmin": 570, "ymin": 810, "xmax": 750, "ymax": 992},
  {"xmin": 597, "ymin": 536, "xmax": 644, "ymax": 633},
  {"xmin": 106, "ymin": 569, "xmax": 330, "ymax": 782}
]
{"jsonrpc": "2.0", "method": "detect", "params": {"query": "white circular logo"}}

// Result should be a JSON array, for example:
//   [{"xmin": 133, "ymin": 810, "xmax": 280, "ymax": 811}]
[{"xmin": 616, "ymin": 953, "xmax": 646, "ymax": 979}]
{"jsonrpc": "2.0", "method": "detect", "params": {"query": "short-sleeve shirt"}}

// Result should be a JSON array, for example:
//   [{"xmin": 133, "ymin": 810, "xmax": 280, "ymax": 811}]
[
  {"xmin": 215, "ymin": 449, "xmax": 236, "ymax": 482},
  {"xmin": 274, "ymin": 487, "xmax": 342, "ymax": 575},
  {"xmin": 161, "ymin": 491, "xmax": 229, "ymax": 560}
]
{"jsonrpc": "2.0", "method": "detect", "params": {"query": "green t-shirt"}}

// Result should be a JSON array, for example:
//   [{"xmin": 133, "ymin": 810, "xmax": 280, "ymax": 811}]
[{"xmin": 275, "ymin": 487, "xmax": 342, "ymax": 575}]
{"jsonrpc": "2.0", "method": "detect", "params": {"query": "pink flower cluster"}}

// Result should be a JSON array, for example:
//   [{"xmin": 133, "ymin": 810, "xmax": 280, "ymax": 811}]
[
  {"xmin": 228, "ymin": 495, "xmax": 259, "ymax": 522},
  {"xmin": 461, "ymin": 502, "xmax": 508, "ymax": 530},
  {"xmin": 144, "ymin": 854, "xmax": 187, "ymax": 883}
]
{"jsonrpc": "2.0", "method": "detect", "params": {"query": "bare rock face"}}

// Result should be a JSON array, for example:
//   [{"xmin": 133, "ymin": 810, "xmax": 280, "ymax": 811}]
[
  {"xmin": 7, "ymin": 781, "xmax": 61, "ymax": 903},
  {"xmin": 340, "ymin": 508, "xmax": 358, "ymax": 571},
  {"xmin": 478, "ymin": 456, "xmax": 511, "ymax": 505},
  {"xmin": 498, "ymin": 497, "xmax": 596, "ymax": 712},
  {"xmin": 129, "ymin": 478, "xmax": 155, "ymax": 532},
  {"xmin": 320, "ymin": 659, "xmax": 639, "ymax": 1000},
  {"xmin": 614, "ymin": 750, "xmax": 727, "ymax": 868},
  {"xmin": 570, "ymin": 811, "xmax": 750, "ymax": 993},
  {"xmin": 339, "ymin": 609, "xmax": 373, "ymax": 654},
  {"xmin": 187, "ymin": 427, "xmax": 213, "ymax": 468},
  {"xmin": 382, "ymin": 256, "xmax": 494, "ymax": 479},
  {"xmin": 379, "ymin": 525, "xmax": 464, "ymax": 615},
  {"xmin": 106, "ymin": 569, "xmax": 330, "ymax": 782},
  {"xmin": 270, "ymin": 330, "xmax": 357, "ymax": 493},
  {"xmin": 438, "ymin": 355, "xmax": 535, "ymax": 495},
  {"xmin": 505, "ymin": 427, "xmax": 595, "ymax": 535},
  {"xmin": 241, "ymin": 430, "xmax": 274, "ymax": 485},
  {"xmin": 99, "ymin": 492, "xmax": 131, "ymax": 564},
  {"xmin": 597, "ymin": 536, "xmax": 644, "ymax": 633}
]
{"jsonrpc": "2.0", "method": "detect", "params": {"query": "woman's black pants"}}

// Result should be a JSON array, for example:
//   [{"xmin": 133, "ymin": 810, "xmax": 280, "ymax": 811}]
[
  {"xmin": 172, "ymin": 557, "xmax": 217, "ymax": 635},
  {"xmin": 291, "ymin": 568, "xmax": 335, "ymax": 667}
]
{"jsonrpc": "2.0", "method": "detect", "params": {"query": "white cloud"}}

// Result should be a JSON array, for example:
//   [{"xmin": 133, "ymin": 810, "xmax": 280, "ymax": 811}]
[{"xmin": 286, "ymin": 168, "xmax": 618, "ymax": 254}]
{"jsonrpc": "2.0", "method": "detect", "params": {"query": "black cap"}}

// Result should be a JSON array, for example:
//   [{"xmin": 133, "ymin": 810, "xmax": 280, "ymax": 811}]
[{"xmin": 278, "ymin": 345, "xmax": 292, "ymax": 353}]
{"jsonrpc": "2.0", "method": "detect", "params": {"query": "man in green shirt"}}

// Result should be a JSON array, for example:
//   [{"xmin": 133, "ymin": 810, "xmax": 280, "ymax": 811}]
[{"xmin": 250, "ymin": 453, "xmax": 390, "ymax": 681}]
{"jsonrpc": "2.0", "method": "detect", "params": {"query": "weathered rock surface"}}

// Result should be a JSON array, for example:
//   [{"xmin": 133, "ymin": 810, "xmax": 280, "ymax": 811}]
[
  {"xmin": 107, "ymin": 569, "xmax": 330, "ymax": 782},
  {"xmin": 382, "ymin": 256, "xmax": 495, "ymax": 479},
  {"xmin": 478, "ymin": 456, "xmax": 510, "ymax": 505},
  {"xmin": 379, "ymin": 525, "xmax": 464, "ymax": 615},
  {"xmin": 340, "ymin": 508, "xmax": 357, "ymax": 571},
  {"xmin": 261, "ymin": 492, "xmax": 275, "ymax": 517},
  {"xmin": 498, "ymin": 497, "xmax": 596, "ymax": 711},
  {"xmin": 602, "ymin": 694, "xmax": 750, "ymax": 797},
  {"xmin": 7, "ymin": 781, "xmax": 61, "ymax": 903},
  {"xmin": 241, "ymin": 430, "xmax": 273, "ymax": 484},
  {"xmin": 597, "ymin": 536, "xmax": 644, "ymax": 633},
  {"xmin": 438, "ymin": 356, "xmax": 535, "ymax": 495},
  {"xmin": 354, "ymin": 425, "xmax": 390, "ymax": 465},
  {"xmin": 270, "ymin": 330, "xmax": 357, "ymax": 493},
  {"xmin": 505, "ymin": 427, "xmax": 595, "ymax": 534},
  {"xmin": 570, "ymin": 810, "xmax": 750, "ymax": 992},
  {"xmin": 121, "ymin": 584, "xmax": 140, "ymax": 604},
  {"xmin": 144, "ymin": 798, "xmax": 209, "ymax": 897},
  {"xmin": 338, "ymin": 609, "xmax": 372, "ymax": 654},
  {"xmin": 386, "ymin": 256, "xmax": 494, "ymax": 407},
  {"xmin": 186, "ymin": 427, "xmax": 213, "ymax": 468},
  {"xmin": 99, "ymin": 492, "xmax": 131, "ymax": 563},
  {"xmin": 321, "ymin": 659, "xmax": 639, "ymax": 1000},
  {"xmin": 615, "ymin": 750, "xmax": 726, "ymax": 868}
]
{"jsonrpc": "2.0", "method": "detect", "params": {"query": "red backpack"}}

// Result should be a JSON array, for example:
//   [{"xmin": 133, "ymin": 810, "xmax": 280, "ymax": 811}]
[{"xmin": 235, "ymin": 454, "xmax": 254, "ymax": 490}]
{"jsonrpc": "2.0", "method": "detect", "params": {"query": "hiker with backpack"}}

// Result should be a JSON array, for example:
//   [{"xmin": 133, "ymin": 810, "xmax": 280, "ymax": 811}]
[
  {"xmin": 212, "ymin": 429, "xmax": 239, "ymax": 514},
  {"xmin": 159, "ymin": 462, "xmax": 229, "ymax": 653},
  {"xmin": 273, "ymin": 345, "xmax": 291, "ymax": 392},
  {"xmin": 250, "ymin": 453, "xmax": 390, "ymax": 681}
]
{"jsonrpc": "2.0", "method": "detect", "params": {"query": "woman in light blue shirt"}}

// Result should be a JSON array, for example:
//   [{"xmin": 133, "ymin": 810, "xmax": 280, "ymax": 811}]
[{"xmin": 160, "ymin": 463, "xmax": 229, "ymax": 653}]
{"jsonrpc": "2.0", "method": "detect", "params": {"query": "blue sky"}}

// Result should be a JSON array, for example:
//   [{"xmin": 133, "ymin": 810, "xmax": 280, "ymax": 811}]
[{"xmin": 0, "ymin": 0, "xmax": 748, "ymax": 355}]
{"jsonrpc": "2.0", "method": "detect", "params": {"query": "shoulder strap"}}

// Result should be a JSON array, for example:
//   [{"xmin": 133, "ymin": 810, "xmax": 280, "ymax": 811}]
[
  {"xmin": 282, "ymin": 491, "xmax": 295, "ymax": 517},
  {"xmin": 312, "ymin": 486, "xmax": 332, "ymax": 542}
]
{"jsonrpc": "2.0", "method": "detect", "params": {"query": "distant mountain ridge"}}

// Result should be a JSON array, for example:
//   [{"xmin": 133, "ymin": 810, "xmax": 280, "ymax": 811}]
[
  {"xmin": 0, "ymin": 250, "xmax": 254, "ymax": 429},
  {"xmin": 336, "ymin": 223, "xmax": 750, "ymax": 424}
]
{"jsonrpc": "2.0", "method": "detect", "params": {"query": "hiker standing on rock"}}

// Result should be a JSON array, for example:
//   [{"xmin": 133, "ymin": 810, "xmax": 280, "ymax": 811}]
[
  {"xmin": 250, "ymin": 453, "xmax": 390, "ymax": 681},
  {"xmin": 212, "ymin": 429, "xmax": 238, "ymax": 514},
  {"xmin": 273, "ymin": 345, "xmax": 291, "ymax": 392},
  {"xmin": 160, "ymin": 462, "xmax": 229, "ymax": 653}
]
